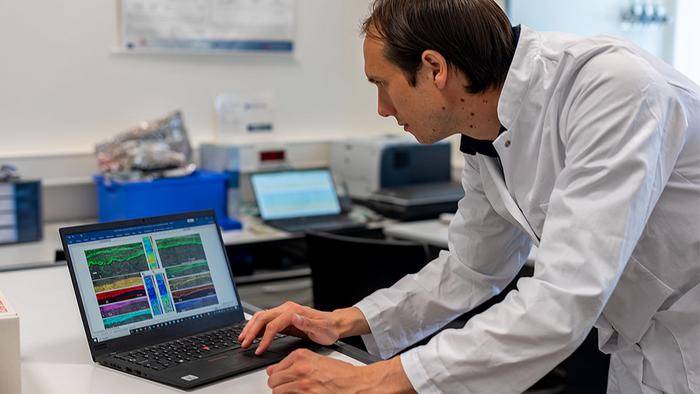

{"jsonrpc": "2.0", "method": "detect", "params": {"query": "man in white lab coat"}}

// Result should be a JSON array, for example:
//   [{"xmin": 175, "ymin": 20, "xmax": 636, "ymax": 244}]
[{"xmin": 238, "ymin": 0, "xmax": 700, "ymax": 392}]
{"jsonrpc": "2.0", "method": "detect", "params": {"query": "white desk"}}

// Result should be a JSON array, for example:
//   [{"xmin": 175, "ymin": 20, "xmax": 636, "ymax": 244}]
[
  {"xmin": 0, "ymin": 217, "xmax": 295, "ymax": 272},
  {"xmin": 384, "ymin": 219, "xmax": 538, "ymax": 264},
  {"xmin": 0, "ymin": 222, "xmax": 76, "ymax": 271},
  {"xmin": 0, "ymin": 213, "xmax": 388, "ymax": 272},
  {"xmin": 0, "ymin": 266, "xmax": 365, "ymax": 393},
  {"xmin": 383, "ymin": 219, "xmax": 450, "ymax": 249}
]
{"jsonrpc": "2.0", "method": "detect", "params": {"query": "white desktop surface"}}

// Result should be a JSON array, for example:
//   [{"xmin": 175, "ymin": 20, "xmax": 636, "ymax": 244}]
[
  {"xmin": 0, "ymin": 219, "xmax": 294, "ymax": 271},
  {"xmin": 0, "ymin": 222, "xmax": 76, "ymax": 270},
  {"xmin": 384, "ymin": 218, "xmax": 538, "ymax": 264},
  {"xmin": 0, "ymin": 213, "xmax": 384, "ymax": 271},
  {"xmin": 383, "ymin": 219, "xmax": 449, "ymax": 249},
  {"xmin": 0, "ymin": 266, "xmax": 364, "ymax": 393}
]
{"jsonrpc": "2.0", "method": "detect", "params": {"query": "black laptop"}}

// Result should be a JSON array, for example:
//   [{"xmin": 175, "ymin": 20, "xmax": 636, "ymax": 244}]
[
  {"xmin": 60, "ymin": 210, "xmax": 312, "ymax": 390},
  {"xmin": 250, "ymin": 168, "xmax": 366, "ymax": 233}
]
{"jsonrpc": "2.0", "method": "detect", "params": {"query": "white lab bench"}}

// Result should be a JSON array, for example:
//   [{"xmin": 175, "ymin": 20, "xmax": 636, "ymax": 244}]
[{"xmin": 0, "ymin": 266, "xmax": 369, "ymax": 394}]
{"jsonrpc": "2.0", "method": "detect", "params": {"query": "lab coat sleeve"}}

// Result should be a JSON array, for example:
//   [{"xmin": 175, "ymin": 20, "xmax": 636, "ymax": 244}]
[
  {"xmin": 398, "ymin": 54, "xmax": 689, "ymax": 393},
  {"xmin": 355, "ymin": 154, "xmax": 532, "ymax": 359}
]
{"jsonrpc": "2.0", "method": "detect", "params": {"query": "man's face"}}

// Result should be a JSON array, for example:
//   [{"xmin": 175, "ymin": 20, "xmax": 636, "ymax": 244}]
[{"xmin": 363, "ymin": 36, "xmax": 457, "ymax": 144}]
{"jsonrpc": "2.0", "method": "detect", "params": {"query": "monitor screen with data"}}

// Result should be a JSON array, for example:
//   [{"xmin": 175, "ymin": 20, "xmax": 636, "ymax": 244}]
[
  {"xmin": 63, "ymin": 215, "xmax": 240, "ymax": 343},
  {"xmin": 251, "ymin": 169, "xmax": 342, "ymax": 220}
]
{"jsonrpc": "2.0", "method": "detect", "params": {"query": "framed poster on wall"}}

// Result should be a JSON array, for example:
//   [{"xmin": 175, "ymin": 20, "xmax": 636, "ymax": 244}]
[{"xmin": 117, "ymin": 0, "xmax": 296, "ymax": 54}]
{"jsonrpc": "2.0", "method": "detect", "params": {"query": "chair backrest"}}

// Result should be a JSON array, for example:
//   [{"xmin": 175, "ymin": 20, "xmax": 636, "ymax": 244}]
[{"xmin": 306, "ymin": 231, "xmax": 430, "ymax": 312}]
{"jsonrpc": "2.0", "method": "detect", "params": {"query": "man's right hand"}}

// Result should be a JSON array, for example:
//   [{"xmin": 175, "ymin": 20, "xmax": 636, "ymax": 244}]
[{"xmin": 238, "ymin": 302, "xmax": 369, "ymax": 355}]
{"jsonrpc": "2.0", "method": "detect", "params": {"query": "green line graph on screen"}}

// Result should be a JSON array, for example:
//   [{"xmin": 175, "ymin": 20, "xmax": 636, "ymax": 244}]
[{"xmin": 85, "ymin": 243, "xmax": 149, "ymax": 281}]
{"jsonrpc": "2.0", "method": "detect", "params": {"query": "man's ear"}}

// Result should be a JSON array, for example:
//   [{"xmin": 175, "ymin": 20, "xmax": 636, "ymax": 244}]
[{"xmin": 421, "ymin": 50, "xmax": 448, "ymax": 89}]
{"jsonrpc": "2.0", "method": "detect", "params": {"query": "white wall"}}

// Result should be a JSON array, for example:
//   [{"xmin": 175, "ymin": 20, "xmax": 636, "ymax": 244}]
[
  {"xmin": 0, "ymin": 1, "xmax": 395, "ymax": 157},
  {"xmin": 673, "ymin": 0, "xmax": 700, "ymax": 84},
  {"xmin": 507, "ymin": 0, "xmax": 677, "ymax": 64}
]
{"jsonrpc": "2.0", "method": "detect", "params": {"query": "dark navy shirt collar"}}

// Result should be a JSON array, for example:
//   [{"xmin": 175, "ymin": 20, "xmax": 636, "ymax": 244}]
[
  {"xmin": 459, "ymin": 125, "xmax": 507, "ymax": 157},
  {"xmin": 459, "ymin": 25, "xmax": 520, "ymax": 157}
]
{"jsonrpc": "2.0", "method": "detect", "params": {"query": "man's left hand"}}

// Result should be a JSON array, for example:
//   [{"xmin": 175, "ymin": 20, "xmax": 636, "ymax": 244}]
[{"xmin": 266, "ymin": 349, "xmax": 415, "ymax": 394}]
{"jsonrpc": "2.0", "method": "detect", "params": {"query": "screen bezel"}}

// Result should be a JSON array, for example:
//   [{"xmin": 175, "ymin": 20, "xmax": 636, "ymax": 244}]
[
  {"xmin": 250, "ymin": 167, "xmax": 342, "ymax": 221},
  {"xmin": 59, "ymin": 210, "xmax": 246, "ymax": 360}
]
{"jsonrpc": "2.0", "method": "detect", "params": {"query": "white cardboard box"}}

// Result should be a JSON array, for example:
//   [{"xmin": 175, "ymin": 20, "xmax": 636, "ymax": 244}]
[{"xmin": 0, "ymin": 290, "xmax": 21, "ymax": 394}]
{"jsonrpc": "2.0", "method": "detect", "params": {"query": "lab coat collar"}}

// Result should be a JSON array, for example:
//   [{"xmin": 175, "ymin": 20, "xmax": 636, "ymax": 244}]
[{"xmin": 497, "ymin": 25, "xmax": 540, "ymax": 133}]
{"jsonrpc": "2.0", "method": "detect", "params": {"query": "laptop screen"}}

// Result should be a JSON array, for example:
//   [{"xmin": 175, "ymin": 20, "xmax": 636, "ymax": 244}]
[
  {"xmin": 63, "ymin": 215, "xmax": 241, "ymax": 343},
  {"xmin": 251, "ymin": 169, "xmax": 342, "ymax": 220}
]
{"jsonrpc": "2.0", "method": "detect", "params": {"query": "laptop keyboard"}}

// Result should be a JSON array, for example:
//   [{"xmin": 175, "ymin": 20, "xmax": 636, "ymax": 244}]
[{"xmin": 113, "ymin": 325, "xmax": 285, "ymax": 371}]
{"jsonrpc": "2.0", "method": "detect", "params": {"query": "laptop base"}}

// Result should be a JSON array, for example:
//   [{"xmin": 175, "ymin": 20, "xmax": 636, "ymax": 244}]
[
  {"xmin": 266, "ymin": 216, "xmax": 367, "ymax": 233},
  {"xmin": 100, "ymin": 335, "xmax": 314, "ymax": 390}
]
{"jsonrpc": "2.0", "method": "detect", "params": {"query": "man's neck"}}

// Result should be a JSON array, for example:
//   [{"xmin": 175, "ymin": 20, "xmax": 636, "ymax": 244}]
[{"xmin": 449, "ymin": 86, "xmax": 502, "ymax": 141}]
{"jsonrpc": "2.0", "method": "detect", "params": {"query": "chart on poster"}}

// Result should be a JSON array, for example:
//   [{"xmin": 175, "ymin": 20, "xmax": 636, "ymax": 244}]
[{"xmin": 118, "ymin": 0, "xmax": 296, "ymax": 53}]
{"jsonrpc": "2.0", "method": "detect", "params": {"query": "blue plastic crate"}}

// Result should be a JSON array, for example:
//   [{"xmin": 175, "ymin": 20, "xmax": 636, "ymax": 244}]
[{"xmin": 94, "ymin": 170, "xmax": 241, "ymax": 230}]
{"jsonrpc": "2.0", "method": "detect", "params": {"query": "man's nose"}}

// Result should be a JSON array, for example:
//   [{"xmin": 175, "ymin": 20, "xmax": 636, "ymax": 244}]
[{"xmin": 377, "ymin": 97, "xmax": 395, "ymax": 118}]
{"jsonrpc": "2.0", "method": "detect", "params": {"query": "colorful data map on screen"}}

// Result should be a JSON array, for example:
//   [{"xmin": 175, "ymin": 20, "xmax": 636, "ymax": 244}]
[
  {"xmin": 87, "ymin": 243, "xmax": 153, "ymax": 329},
  {"xmin": 86, "ymin": 233, "xmax": 218, "ymax": 330},
  {"xmin": 156, "ymin": 234, "xmax": 219, "ymax": 313}
]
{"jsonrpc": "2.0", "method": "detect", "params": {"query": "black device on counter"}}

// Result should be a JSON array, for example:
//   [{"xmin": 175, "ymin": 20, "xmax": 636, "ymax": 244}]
[{"xmin": 365, "ymin": 182, "xmax": 464, "ymax": 221}]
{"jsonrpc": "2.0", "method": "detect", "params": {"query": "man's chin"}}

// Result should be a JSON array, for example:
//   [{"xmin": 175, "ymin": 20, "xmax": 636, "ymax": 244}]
[
  {"xmin": 411, "ymin": 132, "xmax": 444, "ymax": 145},
  {"xmin": 407, "ymin": 134, "xmax": 427, "ymax": 144}
]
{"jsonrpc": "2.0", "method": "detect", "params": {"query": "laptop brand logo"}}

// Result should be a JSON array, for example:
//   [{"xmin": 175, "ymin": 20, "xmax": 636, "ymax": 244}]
[{"xmin": 181, "ymin": 375, "xmax": 199, "ymax": 381}]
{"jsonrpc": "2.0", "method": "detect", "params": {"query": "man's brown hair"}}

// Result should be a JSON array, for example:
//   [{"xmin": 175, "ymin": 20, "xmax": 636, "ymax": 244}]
[{"xmin": 362, "ymin": 0, "xmax": 514, "ymax": 94}]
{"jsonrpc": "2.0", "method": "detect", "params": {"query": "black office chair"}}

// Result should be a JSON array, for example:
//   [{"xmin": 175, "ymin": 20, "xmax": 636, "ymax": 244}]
[{"xmin": 306, "ymin": 231, "xmax": 430, "ymax": 313}]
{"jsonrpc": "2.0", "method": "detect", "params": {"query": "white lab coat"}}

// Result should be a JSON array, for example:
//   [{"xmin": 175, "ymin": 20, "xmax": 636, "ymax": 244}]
[{"xmin": 355, "ymin": 26, "xmax": 700, "ymax": 393}]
